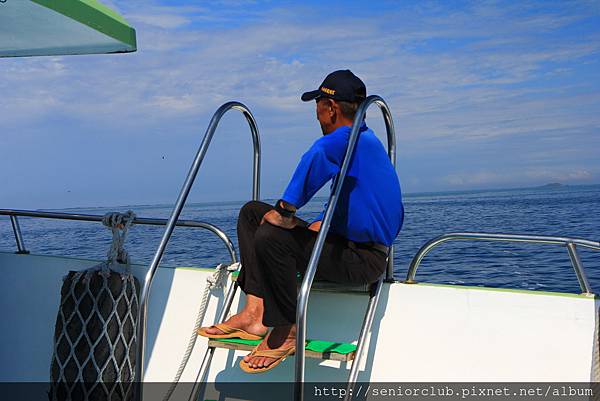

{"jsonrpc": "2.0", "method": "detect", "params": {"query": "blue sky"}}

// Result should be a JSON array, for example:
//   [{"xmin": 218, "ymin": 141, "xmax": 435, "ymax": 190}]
[{"xmin": 1, "ymin": 0, "xmax": 599, "ymax": 209}]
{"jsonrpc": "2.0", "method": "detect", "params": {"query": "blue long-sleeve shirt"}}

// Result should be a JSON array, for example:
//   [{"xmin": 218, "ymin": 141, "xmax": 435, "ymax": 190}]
[{"xmin": 282, "ymin": 123, "xmax": 403, "ymax": 246}]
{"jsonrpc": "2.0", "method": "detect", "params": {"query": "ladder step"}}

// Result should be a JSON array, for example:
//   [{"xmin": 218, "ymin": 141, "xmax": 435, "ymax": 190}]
[{"xmin": 208, "ymin": 338, "xmax": 356, "ymax": 361}]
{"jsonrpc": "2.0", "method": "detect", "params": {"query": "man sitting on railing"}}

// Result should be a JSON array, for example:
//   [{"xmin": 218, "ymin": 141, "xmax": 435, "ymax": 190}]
[{"xmin": 199, "ymin": 70, "xmax": 404, "ymax": 373}]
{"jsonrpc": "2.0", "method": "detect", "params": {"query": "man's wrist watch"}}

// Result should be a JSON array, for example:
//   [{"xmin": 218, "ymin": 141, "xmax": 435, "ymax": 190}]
[{"xmin": 274, "ymin": 199, "xmax": 295, "ymax": 218}]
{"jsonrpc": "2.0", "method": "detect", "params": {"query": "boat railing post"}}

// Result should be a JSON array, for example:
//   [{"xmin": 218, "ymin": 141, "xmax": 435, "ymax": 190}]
[
  {"xmin": 10, "ymin": 215, "xmax": 29, "ymax": 254},
  {"xmin": 406, "ymin": 232, "xmax": 599, "ymax": 295},
  {"xmin": 566, "ymin": 242, "xmax": 592, "ymax": 295},
  {"xmin": 295, "ymin": 95, "xmax": 397, "ymax": 401},
  {"xmin": 133, "ymin": 102, "xmax": 261, "ymax": 401}
]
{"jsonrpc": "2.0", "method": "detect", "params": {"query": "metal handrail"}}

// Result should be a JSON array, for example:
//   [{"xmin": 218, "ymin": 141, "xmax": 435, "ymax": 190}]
[
  {"xmin": 134, "ymin": 102, "xmax": 260, "ymax": 398},
  {"xmin": 0, "ymin": 209, "xmax": 237, "ymax": 263},
  {"xmin": 9, "ymin": 215, "xmax": 28, "ymax": 254},
  {"xmin": 405, "ymin": 232, "xmax": 600, "ymax": 294},
  {"xmin": 295, "ymin": 95, "xmax": 397, "ymax": 400}
]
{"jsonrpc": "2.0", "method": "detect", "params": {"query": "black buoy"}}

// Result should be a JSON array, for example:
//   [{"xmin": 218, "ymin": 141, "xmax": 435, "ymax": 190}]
[{"xmin": 49, "ymin": 212, "xmax": 139, "ymax": 401}]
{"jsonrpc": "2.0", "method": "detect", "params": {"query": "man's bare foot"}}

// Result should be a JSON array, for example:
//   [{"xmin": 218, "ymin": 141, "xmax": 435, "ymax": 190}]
[
  {"xmin": 243, "ymin": 324, "xmax": 296, "ymax": 369},
  {"xmin": 201, "ymin": 294, "xmax": 268, "ymax": 338},
  {"xmin": 201, "ymin": 311, "xmax": 268, "ymax": 338}
]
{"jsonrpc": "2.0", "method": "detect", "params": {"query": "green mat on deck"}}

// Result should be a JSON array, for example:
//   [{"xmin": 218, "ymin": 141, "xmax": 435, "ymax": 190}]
[{"xmin": 214, "ymin": 338, "xmax": 356, "ymax": 355}]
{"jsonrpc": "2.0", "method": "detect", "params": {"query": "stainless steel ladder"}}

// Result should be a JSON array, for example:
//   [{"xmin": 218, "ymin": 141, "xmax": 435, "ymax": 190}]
[
  {"xmin": 133, "ymin": 102, "xmax": 261, "ymax": 401},
  {"xmin": 190, "ymin": 96, "xmax": 398, "ymax": 401}
]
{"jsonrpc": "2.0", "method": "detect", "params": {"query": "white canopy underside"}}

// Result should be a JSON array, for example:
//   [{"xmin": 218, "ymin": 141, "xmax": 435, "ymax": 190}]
[{"xmin": 0, "ymin": 0, "xmax": 136, "ymax": 57}]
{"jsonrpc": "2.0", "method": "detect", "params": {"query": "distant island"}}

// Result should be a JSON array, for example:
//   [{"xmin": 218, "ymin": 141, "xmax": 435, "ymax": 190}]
[{"xmin": 534, "ymin": 183, "xmax": 565, "ymax": 189}]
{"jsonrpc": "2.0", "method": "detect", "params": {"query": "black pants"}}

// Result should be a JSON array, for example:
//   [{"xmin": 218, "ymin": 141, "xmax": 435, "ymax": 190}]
[{"xmin": 236, "ymin": 201, "xmax": 387, "ymax": 326}]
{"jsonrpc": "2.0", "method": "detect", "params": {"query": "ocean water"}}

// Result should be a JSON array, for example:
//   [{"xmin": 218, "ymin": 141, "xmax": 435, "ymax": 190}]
[{"xmin": 1, "ymin": 185, "xmax": 599, "ymax": 294}]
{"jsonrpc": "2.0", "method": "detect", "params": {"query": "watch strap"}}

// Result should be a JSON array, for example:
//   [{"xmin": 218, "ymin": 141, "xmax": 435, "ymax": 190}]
[{"xmin": 274, "ymin": 199, "xmax": 295, "ymax": 218}]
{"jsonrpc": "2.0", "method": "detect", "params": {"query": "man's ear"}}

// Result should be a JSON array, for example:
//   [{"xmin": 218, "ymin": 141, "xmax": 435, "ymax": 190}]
[{"xmin": 329, "ymin": 100, "xmax": 338, "ymax": 117}]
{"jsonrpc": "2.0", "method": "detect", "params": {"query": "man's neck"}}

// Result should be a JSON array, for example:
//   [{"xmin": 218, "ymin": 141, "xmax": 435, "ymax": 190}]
[{"xmin": 324, "ymin": 119, "xmax": 354, "ymax": 135}]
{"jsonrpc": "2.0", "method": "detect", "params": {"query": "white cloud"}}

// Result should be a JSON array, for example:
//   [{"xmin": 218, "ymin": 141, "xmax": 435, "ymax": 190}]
[
  {"xmin": 147, "ymin": 94, "xmax": 197, "ymax": 112},
  {"xmin": 128, "ymin": 14, "xmax": 191, "ymax": 29}
]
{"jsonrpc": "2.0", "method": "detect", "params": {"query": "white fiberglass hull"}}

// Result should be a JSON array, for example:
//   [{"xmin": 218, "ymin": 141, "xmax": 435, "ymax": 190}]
[{"xmin": 1, "ymin": 252, "xmax": 598, "ymax": 399}]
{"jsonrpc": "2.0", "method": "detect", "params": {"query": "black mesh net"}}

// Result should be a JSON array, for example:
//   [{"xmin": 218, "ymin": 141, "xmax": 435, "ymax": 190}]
[{"xmin": 49, "ymin": 268, "xmax": 140, "ymax": 401}]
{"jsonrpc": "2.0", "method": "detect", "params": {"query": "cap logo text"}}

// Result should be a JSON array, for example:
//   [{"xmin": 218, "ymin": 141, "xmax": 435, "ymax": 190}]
[{"xmin": 321, "ymin": 86, "xmax": 335, "ymax": 95}]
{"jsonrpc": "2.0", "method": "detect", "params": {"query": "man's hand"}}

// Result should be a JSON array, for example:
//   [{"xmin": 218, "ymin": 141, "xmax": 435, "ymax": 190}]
[{"xmin": 261, "ymin": 209, "xmax": 300, "ymax": 229}]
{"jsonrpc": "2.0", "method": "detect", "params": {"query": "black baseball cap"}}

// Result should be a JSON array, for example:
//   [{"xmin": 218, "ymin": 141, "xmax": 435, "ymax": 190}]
[{"xmin": 301, "ymin": 69, "xmax": 366, "ymax": 103}]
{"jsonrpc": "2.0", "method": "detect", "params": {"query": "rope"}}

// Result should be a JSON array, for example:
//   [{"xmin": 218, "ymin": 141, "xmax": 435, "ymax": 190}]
[
  {"xmin": 101, "ymin": 211, "xmax": 136, "ymax": 272},
  {"xmin": 162, "ymin": 262, "xmax": 240, "ymax": 401},
  {"xmin": 592, "ymin": 309, "xmax": 600, "ymax": 381}
]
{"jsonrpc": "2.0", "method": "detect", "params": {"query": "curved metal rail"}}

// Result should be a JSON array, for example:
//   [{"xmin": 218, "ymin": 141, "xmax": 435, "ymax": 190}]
[
  {"xmin": 134, "ymin": 102, "xmax": 261, "ymax": 397},
  {"xmin": 405, "ymin": 232, "xmax": 600, "ymax": 294},
  {"xmin": 0, "ymin": 209, "xmax": 237, "ymax": 263},
  {"xmin": 295, "ymin": 95, "xmax": 397, "ymax": 400}
]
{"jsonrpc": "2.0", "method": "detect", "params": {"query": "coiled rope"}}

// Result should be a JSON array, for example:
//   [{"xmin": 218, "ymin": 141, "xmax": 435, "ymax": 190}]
[
  {"xmin": 163, "ymin": 262, "xmax": 240, "ymax": 401},
  {"xmin": 102, "ymin": 210, "xmax": 136, "ymax": 268}
]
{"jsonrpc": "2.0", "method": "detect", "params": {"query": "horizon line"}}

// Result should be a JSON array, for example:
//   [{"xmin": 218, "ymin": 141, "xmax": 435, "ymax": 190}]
[{"xmin": 32, "ymin": 182, "xmax": 600, "ymax": 212}]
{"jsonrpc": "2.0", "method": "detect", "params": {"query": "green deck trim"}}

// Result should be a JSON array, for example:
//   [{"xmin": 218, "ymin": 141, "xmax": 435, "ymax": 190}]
[
  {"xmin": 214, "ymin": 338, "xmax": 357, "ymax": 355},
  {"xmin": 412, "ymin": 282, "xmax": 597, "ymax": 299},
  {"xmin": 31, "ymin": 0, "xmax": 136, "ymax": 50}
]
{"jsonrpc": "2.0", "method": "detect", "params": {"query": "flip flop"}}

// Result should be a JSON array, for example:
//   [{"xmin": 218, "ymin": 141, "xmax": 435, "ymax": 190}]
[
  {"xmin": 239, "ymin": 345, "xmax": 296, "ymax": 374},
  {"xmin": 197, "ymin": 323, "xmax": 265, "ymax": 341}
]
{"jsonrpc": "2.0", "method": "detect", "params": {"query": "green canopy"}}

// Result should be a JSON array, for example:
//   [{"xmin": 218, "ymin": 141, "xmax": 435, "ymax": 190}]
[{"xmin": 0, "ymin": 0, "xmax": 136, "ymax": 57}]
